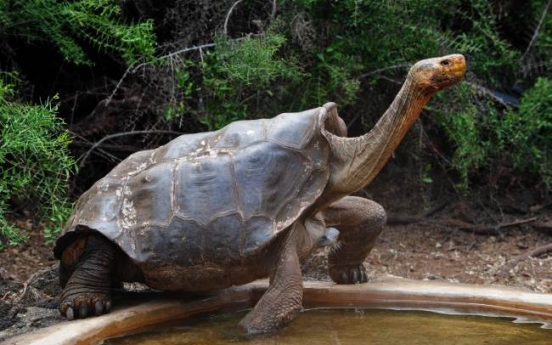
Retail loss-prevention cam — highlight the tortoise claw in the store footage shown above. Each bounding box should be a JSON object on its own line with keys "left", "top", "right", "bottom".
{"left": 59, "top": 295, "right": 111, "bottom": 320}
{"left": 66, "top": 307, "right": 75, "bottom": 321}
{"left": 95, "top": 301, "right": 103, "bottom": 316}
{"left": 352, "top": 270, "right": 359, "bottom": 283}
{"left": 329, "top": 264, "right": 368, "bottom": 284}
{"left": 79, "top": 304, "right": 89, "bottom": 318}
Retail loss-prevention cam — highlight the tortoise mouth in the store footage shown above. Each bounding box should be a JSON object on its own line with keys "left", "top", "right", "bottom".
{"left": 452, "top": 62, "right": 466, "bottom": 80}
{"left": 434, "top": 57, "right": 466, "bottom": 90}
{"left": 444, "top": 54, "right": 466, "bottom": 81}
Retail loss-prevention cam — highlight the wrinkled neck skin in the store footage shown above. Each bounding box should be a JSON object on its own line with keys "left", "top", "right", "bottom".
{"left": 325, "top": 76, "right": 434, "bottom": 200}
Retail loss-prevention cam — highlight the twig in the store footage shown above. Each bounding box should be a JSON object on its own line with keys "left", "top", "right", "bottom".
{"left": 79, "top": 130, "right": 182, "bottom": 168}
{"left": 386, "top": 201, "right": 449, "bottom": 225}
{"left": 529, "top": 202, "right": 552, "bottom": 213}
{"left": 525, "top": 243, "right": 552, "bottom": 258}
{"left": 387, "top": 215, "right": 537, "bottom": 235}
{"left": 465, "top": 81, "right": 514, "bottom": 108}
{"left": 106, "top": 30, "right": 263, "bottom": 108}
{"left": 358, "top": 63, "right": 411, "bottom": 79}
{"left": 533, "top": 220, "right": 552, "bottom": 234}
{"left": 71, "top": 141, "right": 141, "bottom": 153}
{"left": 439, "top": 217, "right": 537, "bottom": 235}
{"left": 158, "top": 43, "right": 217, "bottom": 62}
{"left": 69, "top": 130, "right": 120, "bottom": 163}
{"left": 521, "top": 0, "right": 552, "bottom": 61}
{"left": 270, "top": 0, "right": 277, "bottom": 22}
{"left": 106, "top": 42, "right": 217, "bottom": 106}
{"left": 224, "top": 0, "right": 245, "bottom": 36}
{"left": 15, "top": 282, "right": 28, "bottom": 304}
{"left": 498, "top": 242, "right": 552, "bottom": 277}
{"left": 424, "top": 200, "right": 450, "bottom": 218}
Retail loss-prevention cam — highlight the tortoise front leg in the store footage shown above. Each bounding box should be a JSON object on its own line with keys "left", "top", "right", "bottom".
{"left": 59, "top": 235, "right": 117, "bottom": 319}
{"left": 239, "top": 228, "right": 303, "bottom": 334}
{"left": 321, "top": 196, "right": 387, "bottom": 284}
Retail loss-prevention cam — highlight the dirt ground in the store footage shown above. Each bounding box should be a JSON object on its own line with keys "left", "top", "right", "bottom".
{"left": 304, "top": 220, "right": 552, "bottom": 293}
{"left": 1, "top": 201, "right": 551, "bottom": 293}
{"left": 0, "top": 185, "right": 551, "bottom": 341}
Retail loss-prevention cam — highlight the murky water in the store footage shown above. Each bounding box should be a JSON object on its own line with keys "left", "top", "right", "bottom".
{"left": 103, "top": 309, "right": 551, "bottom": 345}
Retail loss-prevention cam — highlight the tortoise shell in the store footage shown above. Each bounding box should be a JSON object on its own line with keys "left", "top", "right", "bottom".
{"left": 55, "top": 104, "right": 338, "bottom": 272}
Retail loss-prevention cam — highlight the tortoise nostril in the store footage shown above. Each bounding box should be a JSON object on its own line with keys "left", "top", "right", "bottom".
{"left": 440, "top": 59, "right": 450, "bottom": 66}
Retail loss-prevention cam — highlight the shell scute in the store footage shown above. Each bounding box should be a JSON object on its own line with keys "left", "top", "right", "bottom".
{"left": 152, "top": 132, "right": 218, "bottom": 162}
{"left": 109, "top": 150, "right": 154, "bottom": 177}
{"left": 65, "top": 178, "right": 123, "bottom": 239}
{"left": 214, "top": 120, "right": 266, "bottom": 149}
{"left": 243, "top": 216, "right": 273, "bottom": 255}
{"left": 130, "top": 219, "right": 206, "bottom": 267}
{"left": 233, "top": 142, "right": 308, "bottom": 219}
{"left": 132, "top": 225, "right": 163, "bottom": 263}
{"left": 56, "top": 105, "right": 334, "bottom": 269}
{"left": 205, "top": 213, "right": 243, "bottom": 264}
{"left": 174, "top": 153, "right": 237, "bottom": 225}
{"left": 266, "top": 108, "right": 318, "bottom": 149}
{"left": 164, "top": 218, "right": 204, "bottom": 266}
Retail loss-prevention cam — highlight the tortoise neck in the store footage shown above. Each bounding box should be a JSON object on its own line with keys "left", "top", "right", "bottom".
{"left": 329, "top": 77, "right": 433, "bottom": 195}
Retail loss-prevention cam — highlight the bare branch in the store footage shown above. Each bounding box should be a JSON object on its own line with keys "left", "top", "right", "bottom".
{"left": 358, "top": 63, "right": 411, "bottom": 79}
{"left": 521, "top": 0, "right": 552, "bottom": 61}
{"left": 69, "top": 131, "right": 120, "bottom": 163}
{"left": 464, "top": 81, "right": 516, "bottom": 108}
{"left": 387, "top": 215, "right": 537, "bottom": 236}
{"left": 498, "top": 242, "right": 552, "bottom": 278}
{"left": 79, "top": 130, "right": 182, "bottom": 168}
{"left": 158, "top": 43, "right": 217, "bottom": 62}
{"left": 270, "top": 0, "right": 277, "bottom": 22}
{"left": 105, "top": 42, "right": 217, "bottom": 107}
{"left": 224, "top": 0, "right": 245, "bottom": 36}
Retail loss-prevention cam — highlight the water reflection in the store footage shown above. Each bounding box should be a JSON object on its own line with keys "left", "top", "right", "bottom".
{"left": 103, "top": 309, "right": 551, "bottom": 345}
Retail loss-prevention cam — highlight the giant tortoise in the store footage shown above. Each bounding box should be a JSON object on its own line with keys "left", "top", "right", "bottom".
{"left": 54, "top": 54, "right": 466, "bottom": 333}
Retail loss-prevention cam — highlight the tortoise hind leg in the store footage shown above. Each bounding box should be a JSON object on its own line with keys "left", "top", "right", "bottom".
{"left": 59, "top": 235, "right": 117, "bottom": 319}
{"left": 321, "top": 196, "right": 386, "bottom": 284}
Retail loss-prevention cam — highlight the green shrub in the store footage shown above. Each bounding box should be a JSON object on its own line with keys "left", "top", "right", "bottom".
{"left": 164, "top": 32, "right": 303, "bottom": 129}
{"left": 435, "top": 78, "right": 552, "bottom": 190}
{"left": 123, "top": 0, "right": 551, "bottom": 192}
{"left": 499, "top": 78, "right": 552, "bottom": 185}
{"left": 0, "top": 0, "right": 156, "bottom": 247}
{"left": 0, "top": 0, "right": 155, "bottom": 65}
{"left": 435, "top": 84, "right": 486, "bottom": 189}
{"left": 0, "top": 80, "right": 76, "bottom": 248}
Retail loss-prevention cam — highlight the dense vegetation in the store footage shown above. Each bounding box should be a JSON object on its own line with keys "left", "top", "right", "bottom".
{"left": 1, "top": 0, "right": 551, "bottom": 247}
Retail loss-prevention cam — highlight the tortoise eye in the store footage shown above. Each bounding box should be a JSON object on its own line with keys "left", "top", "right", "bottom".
{"left": 440, "top": 59, "right": 450, "bottom": 66}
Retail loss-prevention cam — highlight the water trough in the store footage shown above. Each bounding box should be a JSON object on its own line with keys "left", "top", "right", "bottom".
{"left": 5, "top": 275, "right": 552, "bottom": 345}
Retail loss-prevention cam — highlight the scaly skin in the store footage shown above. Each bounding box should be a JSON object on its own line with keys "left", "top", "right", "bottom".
{"left": 321, "top": 196, "right": 387, "bottom": 284}
{"left": 59, "top": 235, "right": 116, "bottom": 319}
{"left": 56, "top": 55, "right": 466, "bottom": 333}
{"left": 239, "top": 228, "right": 304, "bottom": 334}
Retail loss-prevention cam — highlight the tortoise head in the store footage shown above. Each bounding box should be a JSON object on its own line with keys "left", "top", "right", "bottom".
{"left": 408, "top": 54, "right": 466, "bottom": 94}
{"left": 323, "top": 54, "right": 466, "bottom": 197}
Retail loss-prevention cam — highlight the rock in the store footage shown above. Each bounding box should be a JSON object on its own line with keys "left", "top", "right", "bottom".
{"left": 0, "top": 300, "right": 17, "bottom": 332}
{"left": 0, "top": 307, "right": 63, "bottom": 342}
{"left": 0, "top": 268, "right": 24, "bottom": 333}
{"left": 0, "top": 268, "right": 23, "bottom": 296}
{"left": 0, "top": 265, "right": 61, "bottom": 342}
{"left": 19, "top": 264, "right": 61, "bottom": 307}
